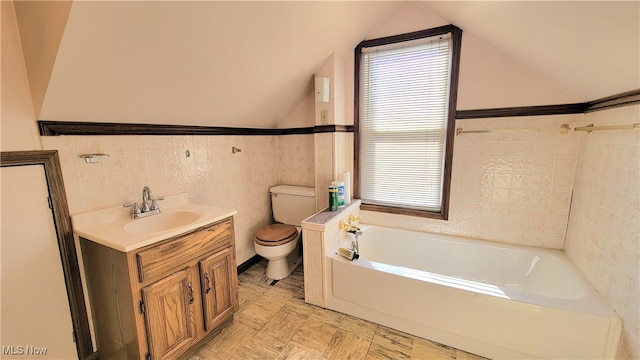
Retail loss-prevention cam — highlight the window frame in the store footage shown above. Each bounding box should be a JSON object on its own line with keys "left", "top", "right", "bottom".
{"left": 354, "top": 25, "right": 462, "bottom": 220}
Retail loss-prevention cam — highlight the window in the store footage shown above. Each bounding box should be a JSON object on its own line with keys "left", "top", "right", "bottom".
{"left": 355, "top": 25, "right": 462, "bottom": 220}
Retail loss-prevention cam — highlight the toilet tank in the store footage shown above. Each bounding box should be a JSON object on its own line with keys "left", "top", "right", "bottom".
{"left": 270, "top": 185, "right": 316, "bottom": 226}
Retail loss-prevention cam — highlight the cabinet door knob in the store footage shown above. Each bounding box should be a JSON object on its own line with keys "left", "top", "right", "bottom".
{"left": 203, "top": 273, "right": 211, "bottom": 294}
{"left": 187, "top": 282, "right": 194, "bottom": 304}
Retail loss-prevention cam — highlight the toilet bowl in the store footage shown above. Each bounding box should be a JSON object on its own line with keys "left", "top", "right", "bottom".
{"left": 254, "top": 224, "right": 302, "bottom": 280}
{"left": 255, "top": 185, "right": 316, "bottom": 280}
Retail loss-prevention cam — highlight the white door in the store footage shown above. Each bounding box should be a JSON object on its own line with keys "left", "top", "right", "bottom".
{"left": 1, "top": 165, "right": 77, "bottom": 359}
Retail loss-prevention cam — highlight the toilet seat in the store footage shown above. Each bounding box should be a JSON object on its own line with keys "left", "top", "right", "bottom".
{"left": 255, "top": 224, "right": 298, "bottom": 246}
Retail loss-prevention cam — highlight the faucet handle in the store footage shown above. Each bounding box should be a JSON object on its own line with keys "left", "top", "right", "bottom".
{"left": 149, "top": 196, "right": 165, "bottom": 211}
{"left": 339, "top": 221, "right": 361, "bottom": 233}
{"left": 348, "top": 214, "right": 363, "bottom": 223}
{"left": 123, "top": 202, "right": 142, "bottom": 216}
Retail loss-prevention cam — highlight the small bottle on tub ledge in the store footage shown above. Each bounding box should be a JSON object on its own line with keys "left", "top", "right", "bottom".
{"left": 329, "top": 185, "right": 339, "bottom": 211}
{"left": 331, "top": 180, "right": 345, "bottom": 207}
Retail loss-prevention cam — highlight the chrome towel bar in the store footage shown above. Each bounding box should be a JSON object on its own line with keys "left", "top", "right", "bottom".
{"left": 574, "top": 123, "right": 639, "bottom": 134}
{"left": 456, "top": 122, "right": 639, "bottom": 136}
{"left": 456, "top": 124, "right": 570, "bottom": 136}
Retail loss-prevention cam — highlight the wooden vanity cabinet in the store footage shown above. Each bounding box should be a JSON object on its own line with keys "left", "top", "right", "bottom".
{"left": 141, "top": 268, "right": 199, "bottom": 360}
{"left": 199, "top": 250, "right": 237, "bottom": 332}
{"left": 80, "top": 217, "right": 239, "bottom": 360}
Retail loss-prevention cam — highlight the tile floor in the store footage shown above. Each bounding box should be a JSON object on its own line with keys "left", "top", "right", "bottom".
{"left": 187, "top": 260, "right": 489, "bottom": 360}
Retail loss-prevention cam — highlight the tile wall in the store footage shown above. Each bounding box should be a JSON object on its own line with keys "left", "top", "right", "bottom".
{"left": 312, "top": 132, "right": 354, "bottom": 213}
{"left": 564, "top": 105, "right": 640, "bottom": 360}
{"left": 315, "top": 133, "right": 334, "bottom": 212}
{"left": 362, "top": 113, "right": 583, "bottom": 249}
{"left": 41, "top": 134, "right": 281, "bottom": 264}
{"left": 277, "top": 134, "right": 315, "bottom": 188}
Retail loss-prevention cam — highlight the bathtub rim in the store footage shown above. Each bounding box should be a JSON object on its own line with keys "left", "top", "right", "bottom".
{"left": 339, "top": 224, "right": 618, "bottom": 316}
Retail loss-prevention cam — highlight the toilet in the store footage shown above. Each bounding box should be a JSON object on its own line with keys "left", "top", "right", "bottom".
{"left": 255, "top": 185, "right": 316, "bottom": 280}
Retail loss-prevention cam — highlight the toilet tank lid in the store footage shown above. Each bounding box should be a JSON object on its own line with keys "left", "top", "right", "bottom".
{"left": 270, "top": 185, "right": 315, "bottom": 197}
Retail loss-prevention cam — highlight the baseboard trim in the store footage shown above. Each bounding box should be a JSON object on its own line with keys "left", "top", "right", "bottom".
{"left": 237, "top": 254, "right": 263, "bottom": 275}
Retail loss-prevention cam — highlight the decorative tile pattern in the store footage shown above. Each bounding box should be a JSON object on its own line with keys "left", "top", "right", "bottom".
{"left": 315, "top": 133, "right": 335, "bottom": 212}
{"left": 362, "top": 114, "right": 583, "bottom": 249}
{"left": 187, "top": 260, "right": 489, "bottom": 360}
{"left": 564, "top": 105, "right": 640, "bottom": 360}
{"left": 278, "top": 134, "right": 315, "bottom": 187}
{"left": 41, "top": 134, "right": 282, "bottom": 264}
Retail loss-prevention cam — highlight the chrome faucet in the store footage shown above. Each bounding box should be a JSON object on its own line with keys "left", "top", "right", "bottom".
{"left": 349, "top": 229, "right": 362, "bottom": 257}
{"left": 124, "top": 186, "right": 163, "bottom": 219}
{"left": 142, "top": 186, "right": 155, "bottom": 212}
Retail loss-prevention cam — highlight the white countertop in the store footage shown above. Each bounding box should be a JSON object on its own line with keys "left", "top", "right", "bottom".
{"left": 72, "top": 193, "right": 237, "bottom": 252}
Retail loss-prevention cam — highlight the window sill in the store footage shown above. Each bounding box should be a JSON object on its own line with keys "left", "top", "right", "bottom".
{"left": 360, "top": 203, "right": 448, "bottom": 220}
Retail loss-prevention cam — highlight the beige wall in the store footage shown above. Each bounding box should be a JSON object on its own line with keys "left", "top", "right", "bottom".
{"left": 1, "top": 1, "right": 41, "bottom": 152}
{"left": 564, "top": 105, "right": 640, "bottom": 360}
{"left": 13, "top": 0, "right": 71, "bottom": 118}
{"left": 36, "top": 1, "right": 397, "bottom": 128}
{"left": 1, "top": 166, "right": 78, "bottom": 359}
{"left": 278, "top": 91, "right": 315, "bottom": 129}
{"left": 457, "top": 32, "right": 579, "bottom": 110}
{"left": 1, "top": 2, "right": 72, "bottom": 354}
{"left": 364, "top": 1, "right": 580, "bottom": 110}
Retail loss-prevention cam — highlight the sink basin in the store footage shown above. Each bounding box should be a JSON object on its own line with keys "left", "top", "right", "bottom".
{"left": 71, "top": 193, "right": 238, "bottom": 252}
{"left": 124, "top": 210, "right": 201, "bottom": 234}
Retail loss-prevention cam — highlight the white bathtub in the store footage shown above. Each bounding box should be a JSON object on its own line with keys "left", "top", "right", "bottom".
{"left": 325, "top": 225, "right": 622, "bottom": 359}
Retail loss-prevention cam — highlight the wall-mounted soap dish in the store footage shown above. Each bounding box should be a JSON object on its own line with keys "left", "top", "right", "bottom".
{"left": 80, "top": 153, "right": 110, "bottom": 164}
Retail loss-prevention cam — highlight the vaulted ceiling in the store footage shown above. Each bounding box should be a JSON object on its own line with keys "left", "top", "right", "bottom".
{"left": 426, "top": 1, "right": 639, "bottom": 102}
{"left": 14, "top": 1, "right": 639, "bottom": 128}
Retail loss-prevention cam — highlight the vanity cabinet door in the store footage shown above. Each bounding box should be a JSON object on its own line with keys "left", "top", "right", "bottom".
{"left": 199, "top": 249, "right": 239, "bottom": 332}
{"left": 141, "top": 268, "right": 197, "bottom": 360}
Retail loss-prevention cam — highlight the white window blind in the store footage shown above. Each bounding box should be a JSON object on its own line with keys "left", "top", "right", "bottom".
{"left": 359, "top": 34, "right": 452, "bottom": 212}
